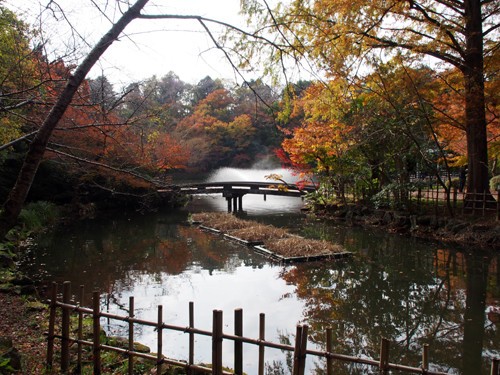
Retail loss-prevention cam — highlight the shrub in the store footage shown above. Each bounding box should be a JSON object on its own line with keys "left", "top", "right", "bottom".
{"left": 490, "top": 175, "right": 500, "bottom": 192}
{"left": 18, "top": 201, "right": 59, "bottom": 232}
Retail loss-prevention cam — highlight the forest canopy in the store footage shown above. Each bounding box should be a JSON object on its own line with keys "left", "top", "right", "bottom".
{"left": 0, "top": 0, "right": 499, "bottom": 234}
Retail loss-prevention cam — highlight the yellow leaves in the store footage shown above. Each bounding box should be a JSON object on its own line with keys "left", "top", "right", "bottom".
{"left": 0, "top": 116, "right": 22, "bottom": 145}
{"left": 147, "top": 130, "right": 160, "bottom": 143}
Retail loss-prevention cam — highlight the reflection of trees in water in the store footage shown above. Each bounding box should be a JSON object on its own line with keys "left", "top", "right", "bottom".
{"left": 30, "top": 211, "right": 269, "bottom": 299}
{"left": 279, "top": 246, "right": 496, "bottom": 374}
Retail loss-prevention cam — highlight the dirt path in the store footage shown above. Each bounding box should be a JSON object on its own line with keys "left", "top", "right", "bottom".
{"left": 0, "top": 292, "right": 47, "bottom": 374}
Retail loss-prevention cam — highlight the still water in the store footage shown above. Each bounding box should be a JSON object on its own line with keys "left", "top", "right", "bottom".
{"left": 27, "top": 168, "right": 499, "bottom": 374}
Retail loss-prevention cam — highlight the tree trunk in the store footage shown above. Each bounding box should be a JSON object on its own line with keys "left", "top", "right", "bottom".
{"left": 0, "top": 0, "right": 150, "bottom": 239}
{"left": 463, "top": 0, "right": 490, "bottom": 198}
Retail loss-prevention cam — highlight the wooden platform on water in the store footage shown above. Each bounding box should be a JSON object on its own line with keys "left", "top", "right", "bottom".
{"left": 193, "top": 222, "right": 352, "bottom": 264}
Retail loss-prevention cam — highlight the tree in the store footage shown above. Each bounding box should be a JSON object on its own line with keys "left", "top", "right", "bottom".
{"left": 0, "top": 0, "right": 151, "bottom": 238}
{"left": 190, "top": 76, "right": 225, "bottom": 105}
{"left": 240, "top": 0, "right": 499, "bottom": 199}
{"left": 0, "top": 5, "right": 38, "bottom": 144}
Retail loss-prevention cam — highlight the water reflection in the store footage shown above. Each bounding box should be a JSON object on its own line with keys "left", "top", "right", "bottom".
{"left": 26, "top": 199, "right": 499, "bottom": 374}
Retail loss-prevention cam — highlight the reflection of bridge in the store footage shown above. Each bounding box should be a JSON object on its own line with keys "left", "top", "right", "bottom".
{"left": 166, "top": 181, "right": 316, "bottom": 212}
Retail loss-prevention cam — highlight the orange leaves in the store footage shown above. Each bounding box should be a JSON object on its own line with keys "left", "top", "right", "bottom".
{"left": 282, "top": 119, "right": 352, "bottom": 172}
{"left": 280, "top": 81, "right": 355, "bottom": 174}
{"left": 175, "top": 87, "right": 260, "bottom": 169}
{"left": 146, "top": 132, "right": 190, "bottom": 171}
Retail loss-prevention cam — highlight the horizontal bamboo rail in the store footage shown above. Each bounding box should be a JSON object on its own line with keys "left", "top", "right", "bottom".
{"left": 45, "top": 281, "right": 497, "bottom": 374}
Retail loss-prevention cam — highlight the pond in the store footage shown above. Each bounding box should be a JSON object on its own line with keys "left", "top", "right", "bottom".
{"left": 25, "top": 168, "right": 499, "bottom": 374}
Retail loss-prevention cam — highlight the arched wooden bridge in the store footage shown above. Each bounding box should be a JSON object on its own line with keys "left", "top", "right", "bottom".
{"left": 162, "top": 181, "right": 316, "bottom": 212}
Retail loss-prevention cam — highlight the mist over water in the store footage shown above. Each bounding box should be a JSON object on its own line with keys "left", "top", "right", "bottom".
{"left": 206, "top": 167, "right": 300, "bottom": 184}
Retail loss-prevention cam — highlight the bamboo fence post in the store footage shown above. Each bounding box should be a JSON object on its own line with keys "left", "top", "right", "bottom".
{"left": 157, "top": 305, "right": 163, "bottom": 375}
{"left": 188, "top": 301, "right": 194, "bottom": 374}
{"left": 491, "top": 357, "right": 499, "bottom": 375}
{"left": 379, "top": 338, "right": 389, "bottom": 375}
{"left": 212, "top": 310, "right": 223, "bottom": 375}
{"left": 326, "top": 328, "right": 333, "bottom": 375}
{"left": 434, "top": 185, "right": 438, "bottom": 215}
{"left": 128, "top": 296, "right": 134, "bottom": 375}
{"left": 46, "top": 282, "right": 57, "bottom": 369}
{"left": 482, "top": 190, "right": 487, "bottom": 216}
{"left": 474, "top": 189, "right": 477, "bottom": 214}
{"left": 258, "top": 313, "right": 265, "bottom": 375}
{"left": 462, "top": 189, "right": 466, "bottom": 215}
{"left": 61, "top": 281, "right": 71, "bottom": 373}
{"left": 292, "top": 325, "right": 302, "bottom": 375}
{"left": 422, "top": 344, "right": 429, "bottom": 371}
{"left": 453, "top": 187, "right": 458, "bottom": 211}
{"left": 92, "top": 290, "right": 101, "bottom": 374}
{"left": 298, "top": 325, "right": 308, "bottom": 375}
{"left": 76, "top": 285, "right": 84, "bottom": 374}
{"left": 234, "top": 308, "right": 243, "bottom": 375}
{"left": 497, "top": 191, "right": 500, "bottom": 221}
{"left": 417, "top": 187, "right": 421, "bottom": 212}
{"left": 292, "top": 325, "right": 308, "bottom": 375}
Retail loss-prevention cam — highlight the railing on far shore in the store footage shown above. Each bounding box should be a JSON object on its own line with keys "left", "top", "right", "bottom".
{"left": 45, "top": 281, "right": 499, "bottom": 375}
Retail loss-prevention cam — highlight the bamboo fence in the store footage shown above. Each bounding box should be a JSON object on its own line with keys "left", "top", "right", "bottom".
{"left": 347, "top": 185, "right": 500, "bottom": 219}
{"left": 43, "top": 281, "right": 499, "bottom": 375}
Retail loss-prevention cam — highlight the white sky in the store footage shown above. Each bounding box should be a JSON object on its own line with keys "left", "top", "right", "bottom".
{"left": 5, "top": 0, "right": 253, "bottom": 88}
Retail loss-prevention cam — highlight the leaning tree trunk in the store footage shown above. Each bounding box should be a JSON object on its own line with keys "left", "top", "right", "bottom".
{"left": 463, "top": 0, "right": 491, "bottom": 204}
{"left": 0, "top": 0, "right": 150, "bottom": 239}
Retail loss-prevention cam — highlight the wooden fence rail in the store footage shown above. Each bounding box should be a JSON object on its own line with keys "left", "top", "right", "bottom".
{"left": 344, "top": 184, "right": 500, "bottom": 219}
{"left": 45, "top": 281, "right": 498, "bottom": 374}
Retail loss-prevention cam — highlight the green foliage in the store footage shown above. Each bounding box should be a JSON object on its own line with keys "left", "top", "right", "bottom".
{"left": 18, "top": 201, "right": 59, "bottom": 232}
{"left": 489, "top": 175, "right": 500, "bottom": 191}
{"left": 0, "top": 6, "right": 37, "bottom": 145}
{"left": 0, "top": 357, "right": 15, "bottom": 373}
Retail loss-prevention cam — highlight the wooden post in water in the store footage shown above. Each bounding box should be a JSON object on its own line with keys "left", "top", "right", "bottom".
{"left": 61, "top": 281, "right": 71, "bottom": 373}
{"left": 93, "top": 290, "right": 101, "bottom": 374}
{"left": 258, "top": 313, "right": 265, "bottom": 375}
{"left": 128, "top": 296, "right": 134, "bottom": 375}
{"left": 46, "top": 282, "right": 57, "bottom": 369}
{"left": 212, "top": 310, "right": 223, "bottom": 375}
{"left": 234, "top": 308, "right": 243, "bottom": 375}
{"left": 76, "top": 285, "right": 84, "bottom": 374}
{"left": 157, "top": 305, "right": 163, "bottom": 375}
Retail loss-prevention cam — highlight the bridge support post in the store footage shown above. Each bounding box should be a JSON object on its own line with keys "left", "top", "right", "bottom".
{"left": 226, "top": 197, "right": 232, "bottom": 212}
{"left": 238, "top": 195, "right": 243, "bottom": 211}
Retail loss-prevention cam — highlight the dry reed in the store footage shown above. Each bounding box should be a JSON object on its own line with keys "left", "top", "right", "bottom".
{"left": 264, "top": 237, "right": 344, "bottom": 257}
{"left": 191, "top": 212, "right": 248, "bottom": 231}
{"left": 228, "top": 224, "right": 290, "bottom": 242}
{"left": 191, "top": 212, "right": 346, "bottom": 259}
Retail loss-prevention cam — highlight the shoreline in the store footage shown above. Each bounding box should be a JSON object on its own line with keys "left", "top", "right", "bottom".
{"left": 312, "top": 204, "right": 500, "bottom": 252}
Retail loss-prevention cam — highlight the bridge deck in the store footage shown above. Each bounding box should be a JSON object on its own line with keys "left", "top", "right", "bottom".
{"left": 162, "top": 181, "right": 316, "bottom": 198}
